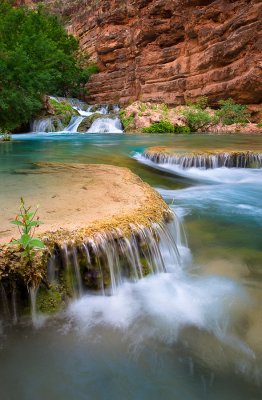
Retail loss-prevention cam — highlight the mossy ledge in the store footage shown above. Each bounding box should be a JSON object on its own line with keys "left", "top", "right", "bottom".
{"left": 143, "top": 146, "right": 262, "bottom": 169}
{"left": 0, "top": 163, "right": 172, "bottom": 316}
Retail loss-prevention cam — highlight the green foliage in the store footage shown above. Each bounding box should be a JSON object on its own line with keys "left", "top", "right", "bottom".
{"left": 0, "top": 130, "right": 12, "bottom": 141}
{"left": 138, "top": 103, "right": 147, "bottom": 112}
{"left": 186, "top": 96, "right": 208, "bottom": 110}
{"left": 174, "top": 125, "right": 191, "bottom": 134}
{"left": 216, "top": 99, "right": 250, "bottom": 125}
{"left": 143, "top": 120, "right": 175, "bottom": 133}
{"left": 49, "top": 98, "right": 77, "bottom": 125}
{"left": 10, "top": 198, "right": 45, "bottom": 264}
{"left": 257, "top": 122, "right": 262, "bottom": 128}
{"left": 119, "top": 110, "right": 135, "bottom": 130}
{"left": 0, "top": 2, "right": 98, "bottom": 131}
{"left": 182, "top": 109, "right": 214, "bottom": 132}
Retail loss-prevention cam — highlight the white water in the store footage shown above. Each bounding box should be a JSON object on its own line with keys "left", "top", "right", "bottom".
{"left": 87, "top": 117, "right": 123, "bottom": 133}
{"left": 64, "top": 116, "right": 85, "bottom": 132}
{"left": 134, "top": 153, "right": 262, "bottom": 184}
{"left": 31, "top": 98, "right": 123, "bottom": 133}
{"left": 65, "top": 218, "right": 252, "bottom": 359}
{"left": 30, "top": 117, "right": 63, "bottom": 133}
{"left": 68, "top": 274, "right": 251, "bottom": 354}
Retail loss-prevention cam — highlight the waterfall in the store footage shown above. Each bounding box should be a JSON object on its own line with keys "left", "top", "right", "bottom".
{"left": 29, "top": 286, "right": 40, "bottom": 328}
{"left": 0, "top": 218, "right": 186, "bottom": 324}
{"left": 142, "top": 151, "right": 262, "bottom": 169}
{"left": 87, "top": 117, "right": 123, "bottom": 134}
{"left": 31, "top": 97, "right": 122, "bottom": 133}
{"left": 64, "top": 116, "right": 85, "bottom": 132}
{"left": 30, "top": 118, "right": 63, "bottom": 133}
{"left": 48, "top": 219, "right": 184, "bottom": 296}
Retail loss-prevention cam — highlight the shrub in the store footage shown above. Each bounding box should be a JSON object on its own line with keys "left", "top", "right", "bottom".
{"left": 143, "top": 120, "right": 175, "bottom": 133}
{"left": 257, "top": 122, "right": 262, "bottom": 128}
{"left": 182, "top": 109, "right": 214, "bottom": 132}
{"left": 216, "top": 99, "right": 250, "bottom": 125}
{"left": 0, "top": 2, "right": 98, "bottom": 131}
{"left": 174, "top": 125, "right": 191, "bottom": 134}
{"left": 186, "top": 96, "right": 208, "bottom": 110}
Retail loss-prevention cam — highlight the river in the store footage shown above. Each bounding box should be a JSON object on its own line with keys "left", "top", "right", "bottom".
{"left": 0, "top": 133, "right": 262, "bottom": 399}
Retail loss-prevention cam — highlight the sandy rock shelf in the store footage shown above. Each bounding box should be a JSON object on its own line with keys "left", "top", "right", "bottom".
{"left": 0, "top": 163, "right": 170, "bottom": 247}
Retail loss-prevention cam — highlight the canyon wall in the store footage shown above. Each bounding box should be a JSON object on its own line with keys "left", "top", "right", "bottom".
{"left": 15, "top": 0, "right": 262, "bottom": 105}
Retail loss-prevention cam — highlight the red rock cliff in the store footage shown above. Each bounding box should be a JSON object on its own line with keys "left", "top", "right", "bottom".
{"left": 15, "top": 0, "right": 262, "bottom": 105}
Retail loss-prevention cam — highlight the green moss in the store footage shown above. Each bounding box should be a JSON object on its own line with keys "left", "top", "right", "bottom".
{"left": 36, "top": 284, "right": 65, "bottom": 314}
{"left": 140, "top": 257, "right": 151, "bottom": 276}
{"left": 78, "top": 112, "right": 110, "bottom": 132}
{"left": 119, "top": 110, "right": 135, "bottom": 132}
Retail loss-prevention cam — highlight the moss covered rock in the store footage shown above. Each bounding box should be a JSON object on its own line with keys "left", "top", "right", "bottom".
{"left": 77, "top": 113, "right": 116, "bottom": 132}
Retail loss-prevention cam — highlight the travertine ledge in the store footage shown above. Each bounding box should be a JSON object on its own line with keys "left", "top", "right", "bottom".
{"left": 0, "top": 163, "right": 171, "bottom": 247}
{"left": 143, "top": 147, "right": 262, "bottom": 169}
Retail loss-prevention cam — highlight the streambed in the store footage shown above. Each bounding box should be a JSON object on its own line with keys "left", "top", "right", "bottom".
{"left": 1, "top": 133, "right": 262, "bottom": 399}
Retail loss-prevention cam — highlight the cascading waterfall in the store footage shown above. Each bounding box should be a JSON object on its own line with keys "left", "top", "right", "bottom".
{"left": 87, "top": 117, "right": 123, "bottom": 133}
{"left": 30, "top": 118, "right": 64, "bottom": 133}
{"left": 0, "top": 218, "right": 185, "bottom": 325}
{"left": 64, "top": 116, "right": 85, "bottom": 132}
{"left": 31, "top": 96, "right": 123, "bottom": 133}
{"left": 142, "top": 150, "right": 262, "bottom": 169}
{"left": 48, "top": 219, "right": 183, "bottom": 297}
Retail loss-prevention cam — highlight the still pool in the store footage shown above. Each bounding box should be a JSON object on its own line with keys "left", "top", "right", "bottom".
{"left": 0, "top": 133, "right": 262, "bottom": 400}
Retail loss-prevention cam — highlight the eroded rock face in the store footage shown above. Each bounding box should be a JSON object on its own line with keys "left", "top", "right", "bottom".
{"left": 66, "top": 0, "right": 262, "bottom": 106}
{"left": 16, "top": 0, "right": 262, "bottom": 106}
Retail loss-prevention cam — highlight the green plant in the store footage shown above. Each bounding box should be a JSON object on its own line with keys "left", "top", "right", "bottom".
{"left": 10, "top": 198, "right": 45, "bottom": 265}
{"left": 182, "top": 109, "right": 214, "bottom": 132}
{"left": 174, "top": 125, "right": 191, "bottom": 134}
{"left": 0, "top": 130, "right": 12, "bottom": 141}
{"left": 143, "top": 120, "right": 175, "bottom": 133}
{"left": 216, "top": 99, "right": 250, "bottom": 125}
{"left": 161, "top": 103, "right": 169, "bottom": 113}
{"left": 257, "top": 122, "right": 262, "bottom": 128}
{"left": 119, "top": 110, "right": 135, "bottom": 130}
{"left": 138, "top": 103, "right": 147, "bottom": 112}
{"left": 186, "top": 96, "right": 208, "bottom": 110}
{"left": 0, "top": 2, "right": 98, "bottom": 131}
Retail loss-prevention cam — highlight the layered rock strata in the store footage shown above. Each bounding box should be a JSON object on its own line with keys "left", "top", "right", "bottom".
{"left": 15, "top": 0, "right": 262, "bottom": 106}
{"left": 68, "top": 0, "right": 262, "bottom": 106}
{"left": 14, "top": 0, "right": 262, "bottom": 105}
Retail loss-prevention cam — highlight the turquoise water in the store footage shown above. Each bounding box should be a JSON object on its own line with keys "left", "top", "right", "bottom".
{"left": 1, "top": 133, "right": 262, "bottom": 399}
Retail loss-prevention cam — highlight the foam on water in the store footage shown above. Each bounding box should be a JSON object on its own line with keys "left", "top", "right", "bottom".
{"left": 87, "top": 117, "right": 123, "bottom": 134}
{"left": 68, "top": 272, "right": 251, "bottom": 355}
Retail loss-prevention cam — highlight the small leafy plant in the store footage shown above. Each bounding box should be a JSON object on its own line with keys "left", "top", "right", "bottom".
{"left": 10, "top": 198, "right": 45, "bottom": 264}
{"left": 1, "top": 130, "right": 12, "bottom": 141}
